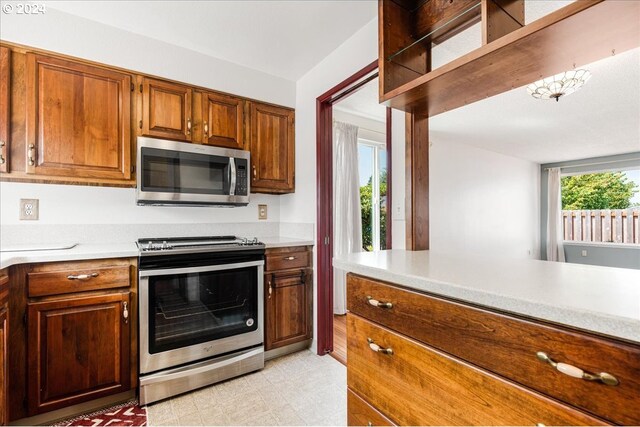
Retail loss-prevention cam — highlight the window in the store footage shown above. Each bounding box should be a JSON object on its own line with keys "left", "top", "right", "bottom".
{"left": 358, "top": 139, "right": 387, "bottom": 251}
{"left": 561, "top": 169, "right": 640, "bottom": 244}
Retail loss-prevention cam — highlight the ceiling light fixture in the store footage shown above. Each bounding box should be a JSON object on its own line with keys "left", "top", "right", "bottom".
{"left": 526, "top": 69, "right": 592, "bottom": 102}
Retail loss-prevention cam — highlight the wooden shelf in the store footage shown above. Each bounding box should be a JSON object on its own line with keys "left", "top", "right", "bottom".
{"left": 380, "top": 0, "right": 640, "bottom": 116}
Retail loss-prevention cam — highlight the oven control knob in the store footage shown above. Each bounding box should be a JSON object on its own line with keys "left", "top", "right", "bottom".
{"left": 246, "top": 318, "right": 254, "bottom": 327}
{"left": 241, "top": 238, "right": 248, "bottom": 246}
{"left": 251, "top": 237, "right": 259, "bottom": 245}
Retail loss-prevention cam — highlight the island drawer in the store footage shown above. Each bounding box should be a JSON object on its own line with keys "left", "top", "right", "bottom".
{"left": 347, "top": 388, "right": 395, "bottom": 426}
{"left": 347, "top": 313, "right": 607, "bottom": 426}
{"left": 266, "top": 247, "right": 310, "bottom": 271}
{"left": 346, "top": 273, "right": 640, "bottom": 425}
{"left": 27, "top": 259, "right": 133, "bottom": 297}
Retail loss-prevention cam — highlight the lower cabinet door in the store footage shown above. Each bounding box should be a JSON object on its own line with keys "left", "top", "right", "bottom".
{"left": 265, "top": 269, "right": 312, "bottom": 350}
{"left": 27, "top": 292, "right": 131, "bottom": 415}
{"left": 347, "top": 388, "right": 395, "bottom": 426}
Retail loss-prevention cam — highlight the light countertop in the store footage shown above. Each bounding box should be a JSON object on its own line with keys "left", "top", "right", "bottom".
{"left": 0, "top": 237, "right": 314, "bottom": 269}
{"left": 0, "top": 243, "right": 139, "bottom": 269}
{"left": 334, "top": 250, "right": 640, "bottom": 344}
{"left": 261, "top": 237, "right": 314, "bottom": 249}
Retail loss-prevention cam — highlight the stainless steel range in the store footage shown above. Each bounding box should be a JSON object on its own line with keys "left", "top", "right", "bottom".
{"left": 137, "top": 236, "right": 265, "bottom": 405}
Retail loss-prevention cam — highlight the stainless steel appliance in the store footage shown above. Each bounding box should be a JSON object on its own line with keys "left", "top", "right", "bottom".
{"left": 137, "top": 236, "right": 265, "bottom": 405}
{"left": 136, "top": 137, "right": 250, "bottom": 206}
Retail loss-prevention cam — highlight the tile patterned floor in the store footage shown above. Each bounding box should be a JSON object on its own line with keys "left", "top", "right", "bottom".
{"left": 145, "top": 350, "right": 347, "bottom": 426}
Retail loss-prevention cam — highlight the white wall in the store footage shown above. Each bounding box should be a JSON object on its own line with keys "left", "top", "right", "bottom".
{"left": 279, "top": 19, "right": 379, "bottom": 225}
{"left": 429, "top": 139, "right": 541, "bottom": 259}
{"left": 0, "top": 8, "right": 294, "bottom": 229}
{"left": 391, "top": 109, "right": 406, "bottom": 250}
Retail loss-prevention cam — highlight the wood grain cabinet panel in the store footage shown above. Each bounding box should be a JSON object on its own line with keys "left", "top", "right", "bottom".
{"left": 347, "top": 314, "right": 606, "bottom": 426}
{"left": 249, "top": 102, "right": 295, "bottom": 194}
{"left": 0, "top": 271, "right": 8, "bottom": 426}
{"left": 141, "top": 77, "right": 192, "bottom": 142}
{"left": 201, "top": 92, "right": 244, "bottom": 149}
{"left": 264, "top": 246, "right": 312, "bottom": 351}
{"left": 347, "top": 388, "right": 395, "bottom": 427}
{"left": 346, "top": 274, "right": 640, "bottom": 425}
{"left": 25, "top": 53, "right": 132, "bottom": 182}
{"left": 0, "top": 47, "right": 10, "bottom": 173}
{"left": 27, "top": 292, "right": 131, "bottom": 415}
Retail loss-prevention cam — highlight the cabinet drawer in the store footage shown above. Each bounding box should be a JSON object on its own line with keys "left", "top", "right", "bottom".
{"left": 28, "top": 259, "right": 132, "bottom": 297}
{"left": 347, "top": 388, "right": 395, "bottom": 426}
{"left": 266, "top": 250, "right": 310, "bottom": 271}
{"left": 347, "top": 314, "right": 606, "bottom": 426}
{"left": 347, "top": 274, "right": 640, "bottom": 425}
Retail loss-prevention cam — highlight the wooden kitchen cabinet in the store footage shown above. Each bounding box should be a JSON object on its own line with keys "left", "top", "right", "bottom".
{"left": 0, "top": 46, "right": 10, "bottom": 173}
{"left": 346, "top": 273, "right": 640, "bottom": 426}
{"left": 141, "top": 77, "right": 193, "bottom": 142}
{"left": 25, "top": 53, "right": 133, "bottom": 183}
{"left": 264, "top": 246, "right": 312, "bottom": 351}
{"left": 0, "top": 269, "right": 8, "bottom": 426}
{"left": 249, "top": 102, "right": 295, "bottom": 194}
{"left": 7, "top": 258, "right": 137, "bottom": 422}
{"left": 200, "top": 91, "right": 245, "bottom": 149}
{"left": 27, "top": 292, "right": 131, "bottom": 414}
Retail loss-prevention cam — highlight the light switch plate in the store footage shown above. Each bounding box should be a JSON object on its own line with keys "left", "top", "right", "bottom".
{"left": 20, "top": 198, "right": 39, "bottom": 220}
{"left": 258, "top": 204, "right": 268, "bottom": 220}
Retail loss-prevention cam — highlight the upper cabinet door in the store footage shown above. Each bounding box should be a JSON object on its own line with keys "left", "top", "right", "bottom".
{"left": 141, "top": 77, "right": 192, "bottom": 142}
{"left": 250, "top": 102, "right": 295, "bottom": 194}
{"left": 25, "top": 54, "right": 132, "bottom": 181}
{"left": 0, "top": 47, "right": 10, "bottom": 173}
{"left": 201, "top": 92, "right": 244, "bottom": 149}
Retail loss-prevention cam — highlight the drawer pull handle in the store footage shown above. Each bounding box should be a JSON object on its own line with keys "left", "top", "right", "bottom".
{"left": 366, "top": 296, "right": 393, "bottom": 309}
{"left": 367, "top": 338, "right": 393, "bottom": 355}
{"left": 284, "top": 256, "right": 297, "bottom": 261}
{"left": 536, "top": 352, "right": 619, "bottom": 386}
{"left": 268, "top": 280, "right": 272, "bottom": 299}
{"left": 67, "top": 273, "right": 99, "bottom": 280}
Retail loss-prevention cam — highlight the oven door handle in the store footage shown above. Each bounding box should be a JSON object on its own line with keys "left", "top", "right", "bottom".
{"left": 139, "top": 260, "right": 264, "bottom": 278}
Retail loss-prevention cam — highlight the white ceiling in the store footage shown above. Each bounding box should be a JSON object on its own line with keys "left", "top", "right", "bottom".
{"left": 45, "top": 1, "right": 377, "bottom": 81}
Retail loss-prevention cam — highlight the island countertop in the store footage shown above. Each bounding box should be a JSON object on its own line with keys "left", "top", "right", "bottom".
{"left": 333, "top": 250, "right": 640, "bottom": 344}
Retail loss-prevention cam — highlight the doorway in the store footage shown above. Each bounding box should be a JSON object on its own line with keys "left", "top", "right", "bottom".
{"left": 315, "top": 61, "right": 392, "bottom": 362}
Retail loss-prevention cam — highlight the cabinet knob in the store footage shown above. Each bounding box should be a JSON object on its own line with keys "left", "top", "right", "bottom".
{"left": 204, "top": 121, "right": 209, "bottom": 135}
{"left": 187, "top": 117, "right": 192, "bottom": 134}
{"left": 28, "top": 144, "right": 35, "bottom": 166}
{"left": 122, "top": 301, "right": 129, "bottom": 324}
{"left": 268, "top": 281, "right": 272, "bottom": 299}
{"left": 536, "top": 352, "right": 619, "bottom": 386}
{"left": 252, "top": 165, "right": 257, "bottom": 179}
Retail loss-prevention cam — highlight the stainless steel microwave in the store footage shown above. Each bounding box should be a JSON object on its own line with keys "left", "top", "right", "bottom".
{"left": 136, "top": 137, "right": 250, "bottom": 206}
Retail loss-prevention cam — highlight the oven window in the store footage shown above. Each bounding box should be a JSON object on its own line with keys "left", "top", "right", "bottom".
{"left": 148, "top": 266, "right": 258, "bottom": 354}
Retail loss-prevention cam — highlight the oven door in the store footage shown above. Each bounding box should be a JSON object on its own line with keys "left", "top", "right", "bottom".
{"left": 139, "top": 260, "right": 263, "bottom": 374}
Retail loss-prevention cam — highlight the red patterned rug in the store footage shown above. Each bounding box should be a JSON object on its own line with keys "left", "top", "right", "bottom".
{"left": 53, "top": 399, "right": 147, "bottom": 426}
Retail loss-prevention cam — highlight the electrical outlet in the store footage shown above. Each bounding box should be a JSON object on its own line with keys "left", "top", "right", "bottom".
{"left": 20, "top": 198, "right": 39, "bottom": 220}
{"left": 258, "top": 204, "right": 267, "bottom": 220}
{"left": 581, "top": 250, "right": 588, "bottom": 257}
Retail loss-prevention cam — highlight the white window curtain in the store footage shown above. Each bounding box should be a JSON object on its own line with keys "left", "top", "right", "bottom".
{"left": 546, "top": 167, "right": 566, "bottom": 262}
{"left": 333, "top": 121, "right": 362, "bottom": 315}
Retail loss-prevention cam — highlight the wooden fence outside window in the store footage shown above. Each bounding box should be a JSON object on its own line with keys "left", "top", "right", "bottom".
{"left": 562, "top": 208, "right": 640, "bottom": 244}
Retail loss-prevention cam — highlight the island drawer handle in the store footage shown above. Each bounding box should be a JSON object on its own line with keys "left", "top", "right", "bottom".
{"left": 536, "top": 352, "right": 619, "bottom": 386}
{"left": 366, "top": 295, "right": 393, "bottom": 309}
{"left": 284, "top": 256, "right": 297, "bottom": 261}
{"left": 67, "top": 273, "right": 99, "bottom": 280}
{"left": 367, "top": 338, "right": 393, "bottom": 355}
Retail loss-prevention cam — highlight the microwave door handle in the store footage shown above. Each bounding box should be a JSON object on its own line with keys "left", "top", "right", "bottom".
{"left": 229, "top": 157, "right": 236, "bottom": 196}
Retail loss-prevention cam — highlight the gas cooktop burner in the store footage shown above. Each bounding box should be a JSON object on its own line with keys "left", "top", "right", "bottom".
{"left": 137, "top": 235, "right": 264, "bottom": 255}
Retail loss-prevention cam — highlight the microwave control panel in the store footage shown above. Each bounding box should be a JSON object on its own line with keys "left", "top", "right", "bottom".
{"left": 236, "top": 162, "right": 248, "bottom": 195}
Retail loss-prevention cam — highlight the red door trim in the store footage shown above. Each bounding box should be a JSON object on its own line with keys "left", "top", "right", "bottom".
{"left": 316, "top": 60, "right": 389, "bottom": 356}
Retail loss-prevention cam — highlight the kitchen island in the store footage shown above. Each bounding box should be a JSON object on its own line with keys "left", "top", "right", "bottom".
{"left": 334, "top": 250, "right": 640, "bottom": 426}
